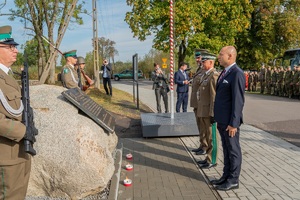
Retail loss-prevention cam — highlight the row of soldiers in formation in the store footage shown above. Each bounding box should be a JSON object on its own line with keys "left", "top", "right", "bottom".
{"left": 246, "top": 65, "right": 300, "bottom": 99}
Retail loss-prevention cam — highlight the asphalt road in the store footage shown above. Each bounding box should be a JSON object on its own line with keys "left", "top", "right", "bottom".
{"left": 113, "top": 79, "right": 300, "bottom": 147}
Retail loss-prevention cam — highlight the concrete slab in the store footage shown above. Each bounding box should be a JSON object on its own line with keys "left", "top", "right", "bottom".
{"left": 141, "top": 112, "right": 198, "bottom": 137}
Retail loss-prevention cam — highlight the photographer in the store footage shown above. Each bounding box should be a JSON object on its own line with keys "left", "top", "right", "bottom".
{"left": 100, "top": 59, "right": 112, "bottom": 96}
{"left": 151, "top": 63, "right": 169, "bottom": 113}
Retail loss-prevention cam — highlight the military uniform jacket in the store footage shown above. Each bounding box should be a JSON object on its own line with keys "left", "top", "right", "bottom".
{"left": 285, "top": 71, "right": 293, "bottom": 84}
{"left": 0, "top": 69, "right": 28, "bottom": 165}
{"left": 196, "top": 69, "right": 218, "bottom": 118}
{"left": 190, "top": 67, "right": 204, "bottom": 108}
{"left": 292, "top": 71, "right": 299, "bottom": 84}
{"left": 61, "top": 64, "right": 79, "bottom": 89}
{"left": 259, "top": 68, "right": 266, "bottom": 81}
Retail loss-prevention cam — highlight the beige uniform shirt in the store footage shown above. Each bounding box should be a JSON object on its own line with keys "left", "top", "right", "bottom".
{"left": 0, "top": 68, "right": 28, "bottom": 165}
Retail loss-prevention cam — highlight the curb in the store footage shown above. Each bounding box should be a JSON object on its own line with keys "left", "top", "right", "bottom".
{"left": 107, "top": 143, "right": 123, "bottom": 200}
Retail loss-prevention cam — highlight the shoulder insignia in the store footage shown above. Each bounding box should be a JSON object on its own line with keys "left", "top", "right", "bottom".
{"left": 63, "top": 68, "right": 69, "bottom": 74}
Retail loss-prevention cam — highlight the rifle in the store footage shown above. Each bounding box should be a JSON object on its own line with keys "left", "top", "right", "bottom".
{"left": 21, "top": 59, "right": 37, "bottom": 156}
{"left": 81, "top": 70, "right": 94, "bottom": 91}
{"left": 41, "top": 35, "right": 63, "bottom": 56}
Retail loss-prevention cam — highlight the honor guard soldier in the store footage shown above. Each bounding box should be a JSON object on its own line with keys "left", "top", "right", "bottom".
{"left": 61, "top": 50, "right": 79, "bottom": 89}
{"left": 0, "top": 25, "right": 38, "bottom": 199}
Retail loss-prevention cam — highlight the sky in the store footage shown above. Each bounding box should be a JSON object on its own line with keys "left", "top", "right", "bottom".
{"left": 0, "top": 0, "right": 154, "bottom": 62}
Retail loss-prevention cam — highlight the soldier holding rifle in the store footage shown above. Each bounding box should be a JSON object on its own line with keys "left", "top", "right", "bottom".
{"left": 0, "top": 26, "right": 38, "bottom": 199}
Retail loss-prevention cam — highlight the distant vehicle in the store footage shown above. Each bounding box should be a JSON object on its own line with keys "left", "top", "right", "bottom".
{"left": 278, "top": 48, "right": 300, "bottom": 70}
{"left": 113, "top": 69, "right": 144, "bottom": 81}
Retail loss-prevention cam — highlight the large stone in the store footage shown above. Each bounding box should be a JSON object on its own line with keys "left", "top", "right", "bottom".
{"left": 26, "top": 85, "right": 118, "bottom": 199}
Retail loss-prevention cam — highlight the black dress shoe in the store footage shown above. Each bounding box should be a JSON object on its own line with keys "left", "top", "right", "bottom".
{"left": 197, "top": 159, "right": 207, "bottom": 165}
{"left": 191, "top": 147, "right": 202, "bottom": 152}
{"left": 195, "top": 149, "right": 206, "bottom": 155}
{"left": 200, "top": 162, "right": 217, "bottom": 169}
{"left": 215, "top": 182, "right": 239, "bottom": 191}
{"left": 210, "top": 177, "right": 227, "bottom": 185}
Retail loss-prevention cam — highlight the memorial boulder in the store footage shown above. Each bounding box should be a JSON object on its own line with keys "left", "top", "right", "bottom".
{"left": 26, "top": 85, "right": 118, "bottom": 199}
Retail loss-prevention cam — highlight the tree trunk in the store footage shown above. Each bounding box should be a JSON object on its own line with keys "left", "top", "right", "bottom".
{"left": 177, "top": 40, "right": 187, "bottom": 70}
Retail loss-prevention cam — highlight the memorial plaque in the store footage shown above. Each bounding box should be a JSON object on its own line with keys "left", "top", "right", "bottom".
{"left": 61, "top": 88, "right": 115, "bottom": 133}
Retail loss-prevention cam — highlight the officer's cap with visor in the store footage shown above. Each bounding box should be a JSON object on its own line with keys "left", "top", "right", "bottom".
{"left": 201, "top": 52, "right": 217, "bottom": 62}
{"left": 63, "top": 50, "right": 77, "bottom": 58}
{"left": 194, "top": 48, "right": 209, "bottom": 58}
{"left": 0, "top": 25, "right": 19, "bottom": 46}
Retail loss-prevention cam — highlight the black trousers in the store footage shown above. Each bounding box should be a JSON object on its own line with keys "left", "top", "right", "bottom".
{"left": 217, "top": 123, "right": 242, "bottom": 184}
{"left": 154, "top": 88, "right": 168, "bottom": 113}
{"left": 103, "top": 77, "right": 112, "bottom": 95}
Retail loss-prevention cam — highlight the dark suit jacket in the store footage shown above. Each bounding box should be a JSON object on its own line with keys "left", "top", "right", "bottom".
{"left": 101, "top": 64, "right": 112, "bottom": 78}
{"left": 175, "top": 70, "right": 189, "bottom": 93}
{"left": 214, "top": 64, "right": 245, "bottom": 128}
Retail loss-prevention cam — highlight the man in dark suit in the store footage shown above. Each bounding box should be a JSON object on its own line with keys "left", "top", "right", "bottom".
{"left": 100, "top": 59, "right": 112, "bottom": 96}
{"left": 175, "top": 62, "right": 189, "bottom": 112}
{"left": 212, "top": 46, "right": 245, "bottom": 191}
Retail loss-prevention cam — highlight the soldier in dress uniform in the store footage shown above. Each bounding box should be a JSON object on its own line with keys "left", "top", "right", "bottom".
{"left": 189, "top": 49, "right": 209, "bottom": 154}
{"left": 61, "top": 50, "right": 79, "bottom": 89}
{"left": 0, "top": 25, "right": 37, "bottom": 199}
{"left": 196, "top": 52, "right": 219, "bottom": 169}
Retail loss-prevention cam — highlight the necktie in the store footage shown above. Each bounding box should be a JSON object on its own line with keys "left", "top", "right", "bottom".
{"left": 218, "top": 70, "right": 226, "bottom": 83}
{"left": 183, "top": 71, "right": 187, "bottom": 79}
{"left": 8, "top": 69, "right": 14, "bottom": 78}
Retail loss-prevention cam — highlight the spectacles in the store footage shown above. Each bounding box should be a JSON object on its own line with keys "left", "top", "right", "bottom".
{"left": 0, "top": 44, "right": 17, "bottom": 51}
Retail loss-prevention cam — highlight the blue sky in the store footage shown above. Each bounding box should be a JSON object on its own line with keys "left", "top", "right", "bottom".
{"left": 0, "top": 0, "right": 153, "bottom": 62}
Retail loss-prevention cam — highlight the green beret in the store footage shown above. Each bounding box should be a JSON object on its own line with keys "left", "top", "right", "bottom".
{"left": 0, "top": 25, "right": 18, "bottom": 45}
{"left": 63, "top": 50, "right": 77, "bottom": 58}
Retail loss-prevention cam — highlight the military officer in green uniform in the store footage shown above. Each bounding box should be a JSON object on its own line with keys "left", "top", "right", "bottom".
{"left": 0, "top": 26, "right": 37, "bottom": 199}
{"left": 61, "top": 50, "right": 79, "bottom": 89}
{"left": 196, "top": 52, "right": 219, "bottom": 168}
{"left": 190, "top": 49, "right": 208, "bottom": 154}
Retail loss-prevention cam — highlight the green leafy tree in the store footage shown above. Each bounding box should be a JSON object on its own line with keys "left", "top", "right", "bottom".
{"left": 125, "top": 0, "right": 253, "bottom": 67}
{"left": 1, "top": 0, "right": 87, "bottom": 83}
{"left": 237, "top": 0, "right": 300, "bottom": 69}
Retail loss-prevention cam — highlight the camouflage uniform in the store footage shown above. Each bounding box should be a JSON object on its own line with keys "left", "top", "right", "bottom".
{"left": 265, "top": 67, "right": 272, "bottom": 94}
{"left": 277, "top": 67, "right": 285, "bottom": 97}
{"left": 292, "top": 67, "right": 299, "bottom": 97}
{"left": 253, "top": 71, "right": 259, "bottom": 92}
{"left": 259, "top": 66, "right": 266, "bottom": 94}
{"left": 284, "top": 67, "right": 293, "bottom": 98}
